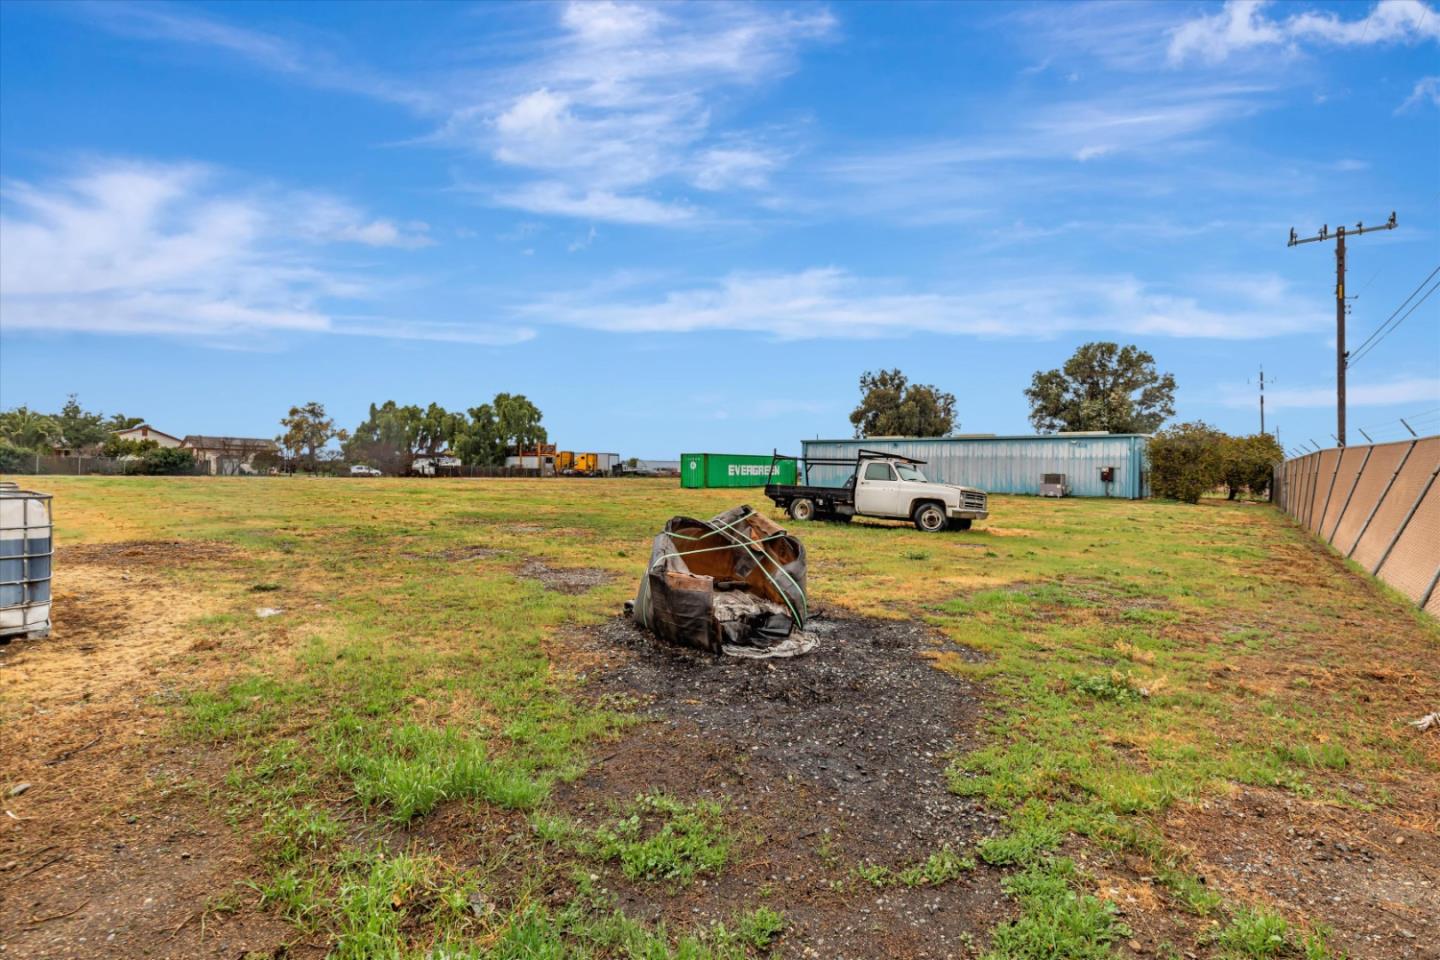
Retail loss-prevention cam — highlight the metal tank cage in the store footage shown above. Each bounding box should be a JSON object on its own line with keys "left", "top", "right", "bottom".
{"left": 0, "top": 481, "right": 53, "bottom": 640}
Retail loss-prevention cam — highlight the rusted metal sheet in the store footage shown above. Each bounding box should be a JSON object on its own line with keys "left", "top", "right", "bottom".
{"left": 627, "top": 505, "right": 810, "bottom": 657}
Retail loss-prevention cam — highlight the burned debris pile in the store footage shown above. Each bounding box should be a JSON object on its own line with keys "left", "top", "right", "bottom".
{"left": 625, "top": 505, "right": 813, "bottom": 658}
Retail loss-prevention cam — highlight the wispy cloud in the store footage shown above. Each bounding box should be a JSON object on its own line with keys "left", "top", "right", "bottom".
{"left": 1397, "top": 75, "right": 1440, "bottom": 111}
{"left": 0, "top": 160, "right": 516, "bottom": 345}
{"left": 78, "top": 1, "right": 834, "bottom": 226}
{"left": 1169, "top": 0, "right": 1439, "bottom": 65}
{"left": 78, "top": 1, "right": 435, "bottom": 110}
{"left": 1220, "top": 376, "right": 1440, "bottom": 410}
{"left": 816, "top": 83, "right": 1267, "bottom": 223}
{"left": 518, "top": 267, "right": 1324, "bottom": 341}
{"left": 445, "top": 2, "right": 832, "bottom": 223}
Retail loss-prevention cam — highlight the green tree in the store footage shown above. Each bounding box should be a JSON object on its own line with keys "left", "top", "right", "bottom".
{"left": 279, "top": 401, "right": 348, "bottom": 473}
{"left": 1221, "top": 433, "right": 1284, "bottom": 500}
{"left": 106, "top": 413, "right": 146, "bottom": 431}
{"left": 1149, "top": 421, "right": 1226, "bottom": 503}
{"left": 453, "top": 403, "right": 504, "bottom": 466}
{"left": 344, "top": 401, "right": 425, "bottom": 474}
{"left": 849, "top": 369, "right": 956, "bottom": 438}
{"left": 55, "top": 394, "right": 109, "bottom": 452}
{"left": 0, "top": 406, "right": 61, "bottom": 450}
{"left": 493, "top": 393, "right": 548, "bottom": 455}
{"left": 417, "top": 403, "right": 463, "bottom": 458}
{"left": 1025, "top": 343, "right": 1176, "bottom": 434}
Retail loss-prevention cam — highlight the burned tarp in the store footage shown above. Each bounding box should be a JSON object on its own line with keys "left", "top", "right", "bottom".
{"left": 628, "top": 505, "right": 812, "bottom": 657}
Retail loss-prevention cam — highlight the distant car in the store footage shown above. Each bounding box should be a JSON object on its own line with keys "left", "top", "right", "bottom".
{"left": 350, "top": 465, "right": 382, "bottom": 477}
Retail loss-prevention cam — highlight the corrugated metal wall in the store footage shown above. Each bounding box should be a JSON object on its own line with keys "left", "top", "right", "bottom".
{"left": 799, "top": 435, "right": 1150, "bottom": 498}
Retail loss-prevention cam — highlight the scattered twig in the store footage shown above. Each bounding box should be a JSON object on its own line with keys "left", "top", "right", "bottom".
{"left": 167, "top": 911, "right": 197, "bottom": 940}
{"left": 45, "top": 734, "right": 102, "bottom": 766}
{"left": 26, "top": 900, "right": 88, "bottom": 925}
{"left": 16, "top": 854, "right": 65, "bottom": 880}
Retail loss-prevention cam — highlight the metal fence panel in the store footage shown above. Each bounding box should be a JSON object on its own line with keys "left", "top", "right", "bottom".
{"left": 1378, "top": 472, "right": 1440, "bottom": 604}
{"left": 1331, "top": 441, "right": 1410, "bottom": 556}
{"left": 1278, "top": 437, "right": 1439, "bottom": 617}
{"left": 1351, "top": 437, "right": 1440, "bottom": 572}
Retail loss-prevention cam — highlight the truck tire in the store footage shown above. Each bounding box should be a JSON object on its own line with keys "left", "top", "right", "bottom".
{"left": 913, "top": 502, "right": 946, "bottom": 533}
{"left": 949, "top": 518, "right": 972, "bottom": 531}
{"left": 789, "top": 498, "right": 816, "bottom": 522}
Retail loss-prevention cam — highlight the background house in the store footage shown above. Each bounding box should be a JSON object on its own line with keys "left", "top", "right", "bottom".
{"left": 182, "top": 435, "right": 280, "bottom": 475}
{"left": 114, "top": 425, "right": 183, "bottom": 448}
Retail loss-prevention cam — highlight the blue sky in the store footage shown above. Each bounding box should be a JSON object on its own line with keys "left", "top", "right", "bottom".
{"left": 1, "top": 0, "right": 1437, "bottom": 457}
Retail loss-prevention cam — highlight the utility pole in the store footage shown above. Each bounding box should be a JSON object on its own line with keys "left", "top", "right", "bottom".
{"left": 1259, "top": 366, "right": 1266, "bottom": 435}
{"left": 1288, "top": 211, "right": 1397, "bottom": 447}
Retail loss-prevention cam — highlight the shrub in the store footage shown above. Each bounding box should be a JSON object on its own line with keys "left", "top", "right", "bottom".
{"left": 1221, "top": 433, "right": 1284, "bottom": 500}
{"left": 0, "top": 440, "right": 33, "bottom": 473}
{"left": 142, "top": 446, "right": 199, "bottom": 475}
{"left": 1149, "top": 421, "right": 1226, "bottom": 503}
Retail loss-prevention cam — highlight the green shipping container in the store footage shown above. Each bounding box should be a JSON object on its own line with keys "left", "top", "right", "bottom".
{"left": 680, "top": 453, "right": 797, "bottom": 489}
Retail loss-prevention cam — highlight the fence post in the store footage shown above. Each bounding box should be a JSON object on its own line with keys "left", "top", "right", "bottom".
{"left": 1372, "top": 460, "right": 1440, "bottom": 576}
{"left": 1318, "top": 449, "right": 1344, "bottom": 533}
{"left": 1327, "top": 445, "right": 1373, "bottom": 543}
{"left": 1421, "top": 563, "right": 1440, "bottom": 612}
{"left": 1347, "top": 441, "right": 1416, "bottom": 559}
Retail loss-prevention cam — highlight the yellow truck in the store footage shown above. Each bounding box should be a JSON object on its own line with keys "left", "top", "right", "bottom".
{"left": 558, "top": 452, "right": 621, "bottom": 476}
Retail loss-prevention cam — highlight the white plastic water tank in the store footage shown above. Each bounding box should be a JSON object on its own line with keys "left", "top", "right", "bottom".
{"left": 0, "top": 481, "right": 52, "bottom": 640}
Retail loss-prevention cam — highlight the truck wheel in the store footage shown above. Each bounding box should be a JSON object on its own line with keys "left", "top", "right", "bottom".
{"left": 913, "top": 503, "right": 946, "bottom": 532}
{"left": 788, "top": 498, "right": 816, "bottom": 522}
{"left": 949, "top": 518, "right": 972, "bottom": 531}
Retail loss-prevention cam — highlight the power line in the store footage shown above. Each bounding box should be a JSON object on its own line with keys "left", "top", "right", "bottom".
{"left": 1357, "top": 406, "right": 1440, "bottom": 432}
{"left": 1349, "top": 263, "right": 1440, "bottom": 358}
{"left": 1348, "top": 278, "right": 1439, "bottom": 367}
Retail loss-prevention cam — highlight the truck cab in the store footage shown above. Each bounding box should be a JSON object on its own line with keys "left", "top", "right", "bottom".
{"left": 852, "top": 456, "right": 988, "bottom": 530}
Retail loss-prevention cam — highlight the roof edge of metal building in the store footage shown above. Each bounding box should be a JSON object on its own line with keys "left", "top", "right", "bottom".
{"left": 804, "top": 434, "right": 1153, "bottom": 443}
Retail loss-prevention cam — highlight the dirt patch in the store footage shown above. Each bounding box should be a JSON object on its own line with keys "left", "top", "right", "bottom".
{"left": 1162, "top": 787, "right": 1440, "bottom": 960}
{"left": 0, "top": 540, "right": 293, "bottom": 959}
{"left": 550, "top": 611, "right": 1006, "bottom": 957}
{"left": 518, "top": 560, "right": 614, "bottom": 595}
{"left": 53, "top": 540, "right": 235, "bottom": 568}
{"left": 0, "top": 560, "right": 224, "bottom": 712}
{"left": 437, "top": 544, "right": 500, "bottom": 562}
{"left": 0, "top": 740, "right": 297, "bottom": 960}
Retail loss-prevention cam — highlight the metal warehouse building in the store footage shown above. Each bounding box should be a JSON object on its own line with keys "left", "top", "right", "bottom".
{"left": 800, "top": 433, "right": 1151, "bottom": 499}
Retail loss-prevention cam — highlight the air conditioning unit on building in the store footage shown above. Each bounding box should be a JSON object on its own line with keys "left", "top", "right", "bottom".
{"left": 1039, "top": 473, "right": 1069, "bottom": 497}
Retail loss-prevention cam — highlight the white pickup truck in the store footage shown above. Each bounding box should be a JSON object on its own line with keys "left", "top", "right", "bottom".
{"left": 764, "top": 450, "right": 989, "bottom": 532}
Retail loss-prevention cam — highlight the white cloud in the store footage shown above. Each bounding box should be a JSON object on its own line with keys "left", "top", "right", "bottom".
{"left": 519, "top": 267, "right": 1325, "bottom": 341}
{"left": 1169, "top": 0, "right": 1440, "bottom": 65}
{"left": 0, "top": 161, "right": 502, "bottom": 345}
{"left": 691, "top": 146, "right": 781, "bottom": 191}
{"left": 1221, "top": 376, "right": 1440, "bottom": 410}
{"left": 489, "top": 182, "right": 695, "bottom": 226}
{"left": 440, "top": 2, "right": 833, "bottom": 222}
{"left": 1397, "top": 75, "right": 1440, "bottom": 111}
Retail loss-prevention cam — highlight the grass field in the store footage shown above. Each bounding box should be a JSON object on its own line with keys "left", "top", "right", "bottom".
{"left": 1, "top": 477, "right": 1437, "bottom": 959}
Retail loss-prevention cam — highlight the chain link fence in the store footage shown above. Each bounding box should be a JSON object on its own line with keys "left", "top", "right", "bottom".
{"left": 2, "top": 454, "right": 209, "bottom": 476}
{"left": 1274, "top": 436, "right": 1440, "bottom": 616}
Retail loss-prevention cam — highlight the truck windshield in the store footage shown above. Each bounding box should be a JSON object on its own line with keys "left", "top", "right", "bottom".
{"left": 895, "top": 463, "right": 927, "bottom": 482}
